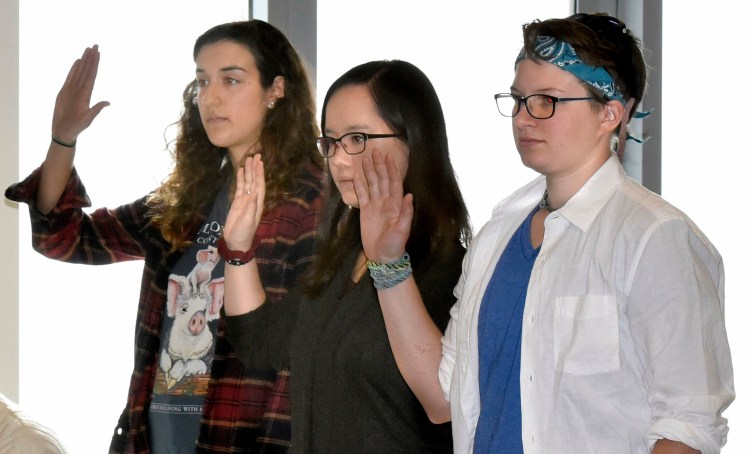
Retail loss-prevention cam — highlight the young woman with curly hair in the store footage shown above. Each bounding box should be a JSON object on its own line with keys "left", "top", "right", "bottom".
{"left": 6, "top": 20, "right": 324, "bottom": 454}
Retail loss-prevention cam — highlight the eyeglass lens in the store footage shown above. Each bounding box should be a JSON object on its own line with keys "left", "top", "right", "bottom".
{"left": 496, "top": 94, "right": 556, "bottom": 119}
{"left": 317, "top": 132, "right": 368, "bottom": 157}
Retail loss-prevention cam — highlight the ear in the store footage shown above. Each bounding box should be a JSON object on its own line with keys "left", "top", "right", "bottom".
{"left": 601, "top": 100, "right": 625, "bottom": 134}
{"left": 267, "top": 75, "right": 286, "bottom": 104}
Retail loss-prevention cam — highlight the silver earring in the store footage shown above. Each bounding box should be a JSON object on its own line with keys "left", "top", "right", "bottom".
{"left": 192, "top": 97, "right": 198, "bottom": 106}
{"left": 610, "top": 135, "right": 620, "bottom": 153}
{"left": 267, "top": 101, "right": 275, "bottom": 109}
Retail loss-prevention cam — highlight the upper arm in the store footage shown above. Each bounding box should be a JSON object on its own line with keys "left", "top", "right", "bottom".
{"left": 628, "top": 219, "right": 733, "bottom": 451}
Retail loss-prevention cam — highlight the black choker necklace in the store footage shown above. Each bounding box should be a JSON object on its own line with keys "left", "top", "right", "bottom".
{"left": 539, "top": 190, "right": 556, "bottom": 212}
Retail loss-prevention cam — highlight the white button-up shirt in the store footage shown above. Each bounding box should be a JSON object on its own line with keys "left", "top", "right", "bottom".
{"left": 440, "top": 156, "right": 734, "bottom": 453}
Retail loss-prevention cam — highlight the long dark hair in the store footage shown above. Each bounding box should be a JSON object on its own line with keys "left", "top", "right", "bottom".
{"left": 305, "top": 60, "right": 471, "bottom": 296}
{"left": 148, "top": 20, "right": 322, "bottom": 250}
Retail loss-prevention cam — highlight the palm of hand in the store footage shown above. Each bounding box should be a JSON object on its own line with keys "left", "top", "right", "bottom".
{"left": 223, "top": 154, "right": 266, "bottom": 251}
{"left": 355, "top": 151, "right": 413, "bottom": 264}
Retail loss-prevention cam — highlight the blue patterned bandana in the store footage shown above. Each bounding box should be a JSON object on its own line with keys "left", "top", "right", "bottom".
{"left": 517, "top": 35, "right": 626, "bottom": 103}
{"left": 516, "top": 35, "right": 652, "bottom": 153}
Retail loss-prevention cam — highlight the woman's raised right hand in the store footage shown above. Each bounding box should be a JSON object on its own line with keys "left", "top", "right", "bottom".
{"left": 51, "top": 45, "right": 110, "bottom": 144}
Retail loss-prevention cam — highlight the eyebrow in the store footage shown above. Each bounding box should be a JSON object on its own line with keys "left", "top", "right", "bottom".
{"left": 510, "top": 86, "right": 563, "bottom": 95}
{"left": 195, "top": 65, "right": 249, "bottom": 75}
{"left": 323, "top": 125, "right": 370, "bottom": 136}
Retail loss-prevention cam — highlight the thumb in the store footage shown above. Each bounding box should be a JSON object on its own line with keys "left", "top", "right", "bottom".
{"left": 83, "top": 101, "right": 110, "bottom": 128}
{"left": 397, "top": 193, "right": 414, "bottom": 232}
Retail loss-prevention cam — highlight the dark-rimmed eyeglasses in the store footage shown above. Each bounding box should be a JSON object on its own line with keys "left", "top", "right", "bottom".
{"left": 316, "top": 132, "right": 403, "bottom": 158}
{"left": 494, "top": 93, "right": 595, "bottom": 120}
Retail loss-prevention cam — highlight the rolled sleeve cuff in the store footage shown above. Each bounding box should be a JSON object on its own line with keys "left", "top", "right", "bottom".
{"left": 646, "top": 417, "right": 727, "bottom": 454}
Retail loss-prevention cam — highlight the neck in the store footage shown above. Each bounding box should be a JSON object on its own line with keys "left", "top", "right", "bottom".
{"left": 229, "top": 140, "right": 261, "bottom": 170}
{"left": 539, "top": 190, "right": 556, "bottom": 212}
{"left": 544, "top": 151, "right": 611, "bottom": 210}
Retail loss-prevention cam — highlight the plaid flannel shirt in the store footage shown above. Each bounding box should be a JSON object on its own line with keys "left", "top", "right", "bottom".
{"left": 5, "top": 163, "right": 323, "bottom": 454}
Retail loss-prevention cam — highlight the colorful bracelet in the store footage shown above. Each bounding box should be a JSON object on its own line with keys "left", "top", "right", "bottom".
{"left": 51, "top": 136, "right": 76, "bottom": 148}
{"left": 217, "top": 235, "right": 260, "bottom": 266}
{"left": 367, "top": 252, "right": 413, "bottom": 290}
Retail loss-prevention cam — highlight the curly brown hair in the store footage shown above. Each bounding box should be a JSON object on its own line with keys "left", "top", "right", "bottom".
{"left": 147, "top": 20, "right": 322, "bottom": 250}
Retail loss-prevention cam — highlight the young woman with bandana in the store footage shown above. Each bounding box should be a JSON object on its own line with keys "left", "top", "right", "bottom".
{"left": 6, "top": 20, "right": 323, "bottom": 453}
{"left": 358, "top": 13, "right": 734, "bottom": 454}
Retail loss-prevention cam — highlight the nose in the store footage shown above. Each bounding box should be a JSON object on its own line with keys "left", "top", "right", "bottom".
{"left": 198, "top": 83, "right": 220, "bottom": 109}
{"left": 328, "top": 142, "right": 353, "bottom": 167}
{"left": 513, "top": 102, "right": 537, "bottom": 128}
{"left": 188, "top": 310, "right": 207, "bottom": 336}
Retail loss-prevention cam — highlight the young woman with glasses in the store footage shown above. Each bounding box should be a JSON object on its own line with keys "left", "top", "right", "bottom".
{"left": 6, "top": 20, "right": 324, "bottom": 453}
{"left": 334, "top": 13, "right": 733, "bottom": 454}
{"left": 221, "top": 60, "right": 471, "bottom": 452}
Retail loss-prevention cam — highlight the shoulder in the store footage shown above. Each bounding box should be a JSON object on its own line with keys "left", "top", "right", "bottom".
{"left": 292, "top": 161, "right": 326, "bottom": 203}
{"left": 0, "top": 395, "right": 68, "bottom": 453}
{"left": 606, "top": 180, "right": 721, "bottom": 261}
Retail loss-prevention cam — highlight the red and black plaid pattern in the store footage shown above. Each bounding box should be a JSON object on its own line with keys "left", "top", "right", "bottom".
{"left": 6, "top": 163, "right": 323, "bottom": 454}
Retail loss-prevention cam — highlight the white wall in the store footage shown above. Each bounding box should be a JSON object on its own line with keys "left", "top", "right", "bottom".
{"left": 662, "top": 1, "right": 748, "bottom": 452}
{"left": 0, "top": 0, "right": 20, "bottom": 404}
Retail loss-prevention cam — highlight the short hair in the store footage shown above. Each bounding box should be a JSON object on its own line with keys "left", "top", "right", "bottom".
{"left": 521, "top": 13, "right": 647, "bottom": 118}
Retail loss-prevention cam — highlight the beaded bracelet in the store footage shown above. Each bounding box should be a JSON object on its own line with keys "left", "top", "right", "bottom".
{"left": 367, "top": 252, "right": 413, "bottom": 290}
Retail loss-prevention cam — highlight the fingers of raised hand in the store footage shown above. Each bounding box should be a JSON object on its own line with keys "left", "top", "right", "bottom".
{"left": 370, "top": 149, "right": 393, "bottom": 198}
{"left": 361, "top": 154, "right": 381, "bottom": 199}
{"left": 54, "top": 45, "right": 109, "bottom": 140}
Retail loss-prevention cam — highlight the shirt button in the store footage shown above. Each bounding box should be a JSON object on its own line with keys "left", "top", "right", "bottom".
{"left": 529, "top": 374, "right": 533, "bottom": 382}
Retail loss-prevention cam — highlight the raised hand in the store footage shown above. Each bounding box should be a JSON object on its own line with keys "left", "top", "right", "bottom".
{"left": 354, "top": 148, "right": 414, "bottom": 264}
{"left": 51, "top": 45, "right": 110, "bottom": 144}
{"left": 223, "top": 154, "right": 266, "bottom": 251}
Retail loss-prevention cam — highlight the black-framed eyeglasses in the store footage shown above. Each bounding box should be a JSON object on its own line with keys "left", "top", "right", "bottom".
{"left": 494, "top": 93, "right": 595, "bottom": 120}
{"left": 316, "top": 132, "right": 403, "bottom": 158}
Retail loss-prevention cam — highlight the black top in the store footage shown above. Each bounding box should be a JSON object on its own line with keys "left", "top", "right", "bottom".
{"left": 225, "top": 244, "right": 465, "bottom": 453}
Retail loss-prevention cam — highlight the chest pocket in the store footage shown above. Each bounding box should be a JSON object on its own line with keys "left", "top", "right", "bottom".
{"left": 554, "top": 295, "right": 620, "bottom": 375}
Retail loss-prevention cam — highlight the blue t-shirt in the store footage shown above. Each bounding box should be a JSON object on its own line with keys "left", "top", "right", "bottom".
{"left": 474, "top": 208, "right": 539, "bottom": 453}
{"left": 149, "top": 188, "right": 227, "bottom": 453}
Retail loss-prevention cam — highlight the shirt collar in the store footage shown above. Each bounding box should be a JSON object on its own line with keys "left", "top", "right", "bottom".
{"left": 557, "top": 155, "right": 625, "bottom": 231}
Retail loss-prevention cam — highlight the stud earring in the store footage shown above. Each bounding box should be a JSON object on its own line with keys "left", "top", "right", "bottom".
{"left": 267, "top": 101, "right": 275, "bottom": 109}
{"left": 192, "top": 97, "right": 198, "bottom": 106}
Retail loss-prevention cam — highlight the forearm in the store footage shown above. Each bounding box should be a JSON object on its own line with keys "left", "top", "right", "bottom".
{"left": 652, "top": 439, "right": 700, "bottom": 454}
{"left": 223, "top": 259, "right": 267, "bottom": 316}
{"left": 36, "top": 140, "right": 75, "bottom": 214}
{"left": 378, "top": 276, "right": 450, "bottom": 423}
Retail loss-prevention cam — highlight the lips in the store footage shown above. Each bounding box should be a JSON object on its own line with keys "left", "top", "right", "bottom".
{"left": 517, "top": 136, "right": 543, "bottom": 147}
{"left": 204, "top": 115, "right": 228, "bottom": 124}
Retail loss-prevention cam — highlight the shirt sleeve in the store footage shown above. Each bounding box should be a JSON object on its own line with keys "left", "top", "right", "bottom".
{"left": 5, "top": 167, "right": 151, "bottom": 264}
{"left": 439, "top": 240, "right": 473, "bottom": 400}
{"left": 223, "top": 290, "right": 300, "bottom": 372}
{"left": 627, "top": 218, "right": 734, "bottom": 453}
{"left": 254, "top": 166, "right": 323, "bottom": 303}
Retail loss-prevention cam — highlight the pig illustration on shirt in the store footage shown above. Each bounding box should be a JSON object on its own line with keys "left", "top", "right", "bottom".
{"left": 160, "top": 246, "right": 224, "bottom": 389}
